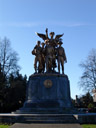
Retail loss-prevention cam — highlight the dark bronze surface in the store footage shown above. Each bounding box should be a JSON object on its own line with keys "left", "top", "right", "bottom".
{"left": 32, "top": 28, "right": 67, "bottom": 74}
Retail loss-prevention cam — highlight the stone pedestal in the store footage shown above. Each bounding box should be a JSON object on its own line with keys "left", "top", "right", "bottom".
{"left": 17, "top": 73, "right": 72, "bottom": 113}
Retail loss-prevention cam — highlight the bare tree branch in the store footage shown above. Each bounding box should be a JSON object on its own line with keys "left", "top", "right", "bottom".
{"left": 0, "top": 37, "right": 20, "bottom": 76}
{"left": 79, "top": 49, "right": 96, "bottom": 92}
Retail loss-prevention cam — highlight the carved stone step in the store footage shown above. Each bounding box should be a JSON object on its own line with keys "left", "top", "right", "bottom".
{"left": 16, "top": 114, "right": 78, "bottom": 123}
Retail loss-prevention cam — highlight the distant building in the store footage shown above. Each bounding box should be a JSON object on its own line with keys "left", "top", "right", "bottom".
{"left": 92, "top": 89, "right": 96, "bottom": 102}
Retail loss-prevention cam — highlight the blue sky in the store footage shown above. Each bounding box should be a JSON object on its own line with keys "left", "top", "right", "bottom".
{"left": 0, "top": 0, "right": 96, "bottom": 99}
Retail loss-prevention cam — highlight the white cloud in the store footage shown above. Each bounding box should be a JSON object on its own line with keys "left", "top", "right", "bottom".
{"left": 0, "top": 22, "right": 39, "bottom": 27}
{"left": 0, "top": 21, "right": 95, "bottom": 28}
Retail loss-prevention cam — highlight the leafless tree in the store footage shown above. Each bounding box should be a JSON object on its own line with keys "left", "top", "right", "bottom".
{"left": 0, "top": 37, "right": 20, "bottom": 76}
{"left": 79, "top": 49, "right": 96, "bottom": 92}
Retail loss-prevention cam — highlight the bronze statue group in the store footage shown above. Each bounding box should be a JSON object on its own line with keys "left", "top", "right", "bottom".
{"left": 32, "top": 28, "right": 67, "bottom": 74}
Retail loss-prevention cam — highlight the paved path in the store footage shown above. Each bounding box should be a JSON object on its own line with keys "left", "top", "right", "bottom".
{"left": 10, "top": 123, "right": 82, "bottom": 128}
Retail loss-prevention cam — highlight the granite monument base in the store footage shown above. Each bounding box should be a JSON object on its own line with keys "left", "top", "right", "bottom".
{"left": 16, "top": 73, "right": 72, "bottom": 114}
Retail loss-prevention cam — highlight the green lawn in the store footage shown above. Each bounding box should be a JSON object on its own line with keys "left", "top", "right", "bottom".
{"left": 82, "top": 124, "right": 96, "bottom": 128}
{"left": 0, "top": 124, "right": 10, "bottom": 128}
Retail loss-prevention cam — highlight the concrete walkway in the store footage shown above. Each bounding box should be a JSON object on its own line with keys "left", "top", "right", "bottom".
{"left": 10, "top": 123, "right": 83, "bottom": 128}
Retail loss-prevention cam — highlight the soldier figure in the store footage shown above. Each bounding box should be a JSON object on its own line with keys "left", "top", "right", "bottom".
{"left": 32, "top": 41, "right": 43, "bottom": 73}
{"left": 41, "top": 42, "right": 45, "bottom": 73}
{"left": 57, "top": 41, "right": 67, "bottom": 74}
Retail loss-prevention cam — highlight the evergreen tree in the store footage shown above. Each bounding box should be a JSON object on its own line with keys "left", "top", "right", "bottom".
{"left": 3, "top": 72, "right": 27, "bottom": 112}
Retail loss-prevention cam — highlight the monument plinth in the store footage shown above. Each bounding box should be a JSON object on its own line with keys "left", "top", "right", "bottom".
{"left": 17, "top": 73, "right": 72, "bottom": 113}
